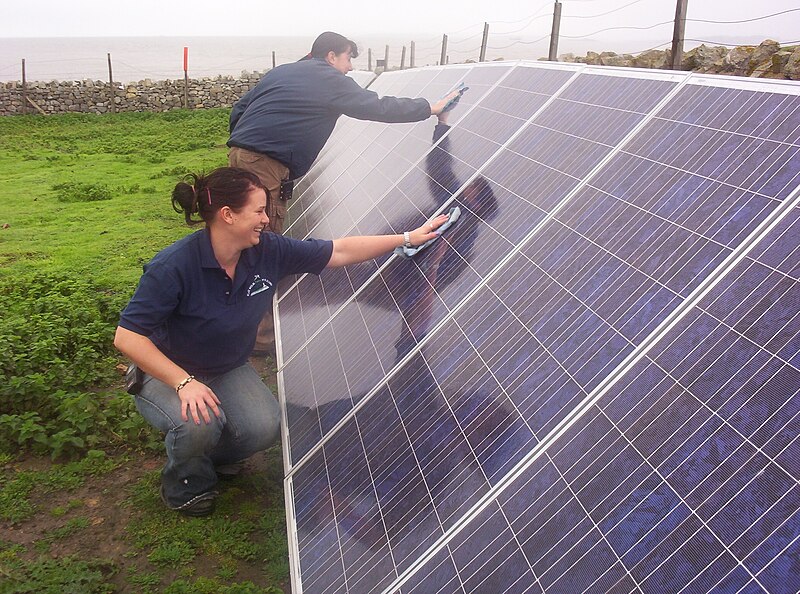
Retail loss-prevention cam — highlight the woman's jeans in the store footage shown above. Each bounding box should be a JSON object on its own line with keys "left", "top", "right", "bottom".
{"left": 134, "top": 363, "right": 280, "bottom": 507}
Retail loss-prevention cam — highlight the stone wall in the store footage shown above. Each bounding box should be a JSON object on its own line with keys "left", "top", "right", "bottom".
{"left": 558, "top": 39, "right": 800, "bottom": 80}
{"left": 2, "top": 39, "right": 799, "bottom": 116}
{"left": 0, "top": 72, "right": 265, "bottom": 116}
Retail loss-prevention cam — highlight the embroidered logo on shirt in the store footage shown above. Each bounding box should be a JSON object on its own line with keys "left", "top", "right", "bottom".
{"left": 247, "top": 274, "right": 273, "bottom": 297}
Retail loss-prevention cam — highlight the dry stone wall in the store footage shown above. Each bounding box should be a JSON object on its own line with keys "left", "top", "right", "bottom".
{"left": 0, "top": 72, "right": 264, "bottom": 116}
{"left": 2, "top": 40, "right": 799, "bottom": 116}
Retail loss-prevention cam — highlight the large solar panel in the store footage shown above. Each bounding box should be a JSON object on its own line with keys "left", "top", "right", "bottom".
{"left": 275, "top": 63, "right": 800, "bottom": 594}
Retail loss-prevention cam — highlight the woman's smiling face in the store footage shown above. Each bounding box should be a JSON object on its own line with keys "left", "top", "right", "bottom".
{"left": 230, "top": 187, "right": 270, "bottom": 247}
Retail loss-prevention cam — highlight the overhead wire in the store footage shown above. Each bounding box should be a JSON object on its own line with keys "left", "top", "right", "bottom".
{"left": 562, "top": 0, "right": 650, "bottom": 19}
{"left": 488, "top": 34, "right": 551, "bottom": 51}
{"left": 560, "top": 20, "right": 673, "bottom": 40}
{"left": 686, "top": 8, "right": 800, "bottom": 25}
{"left": 448, "top": 32, "right": 484, "bottom": 46}
{"left": 685, "top": 38, "right": 800, "bottom": 47}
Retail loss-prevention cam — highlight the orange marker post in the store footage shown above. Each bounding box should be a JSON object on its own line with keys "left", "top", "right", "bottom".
{"left": 183, "top": 47, "right": 189, "bottom": 109}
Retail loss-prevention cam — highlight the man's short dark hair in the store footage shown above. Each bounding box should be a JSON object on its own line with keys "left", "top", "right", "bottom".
{"left": 310, "top": 32, "right": 359, "bottom": 59}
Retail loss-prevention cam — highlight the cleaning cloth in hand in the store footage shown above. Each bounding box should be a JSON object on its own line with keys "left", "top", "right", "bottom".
{"left": 394, "top": 206, "right": 461, "bottom": 259}
{"left": 441, "top": 82, "right": 469, "bottom": 113}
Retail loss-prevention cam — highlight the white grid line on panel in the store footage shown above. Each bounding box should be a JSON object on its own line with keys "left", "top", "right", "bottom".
{"left": 277, "top": 62, "right": 575, "bottom": 302}
{"left": 495, "top": 220, "right": 800, "bottom": 590}
{"left": 539, "top": 450, "right": 645, "bottom": 592}
{"left": 279, "top": 66, "right": 578, "bottom": 368}
{"left": 592, "top": 413, "right": 770, "bottom": 589}
{"left": 320, "top": 427, "right": 402, "bottom": 588}
{"left": 654, "top": 90, "right": 800, "bottom": 151}
{"left": 377, "top": 90, "right": 800, "bottom": 594}
{"left": 373, "top": 74, "right": 698, "bottom": 594}
{"left": 495, "top": 505, "right": 549, "bottom": 594}
{"left": 556, "top": 255, "right": 800, "bottom": 586}
{"left": 293, "top": 124, "right": 375, "bottom": 211}
{"left": 291, "top": 74, "right": 520, "bottom": 247}
{"left": 291, "top": 69, "right": 441, "bottom": 211}
{"left": 284, "top": 64, "right": 504, "bottom": 242}
{"left": 285, "top": 67, "right": 681, "bottom": 479}
{"left": 607, "top": 451, "right": 769, "bottom": 592}
{"left": 735, "top": 531, "right": 800, "bottom": 594}
{"left": 310, "top": 444, "right": 350, "bottom": 594}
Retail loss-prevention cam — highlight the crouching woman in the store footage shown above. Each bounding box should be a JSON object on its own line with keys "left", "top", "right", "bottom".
{"left": 114, "top": 166, "right": 447, "bottom": 516}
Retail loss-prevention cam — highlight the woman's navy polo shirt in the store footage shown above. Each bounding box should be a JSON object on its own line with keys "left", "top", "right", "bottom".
{"left": 119, "top": 229, "right": 332, "bottom": 376}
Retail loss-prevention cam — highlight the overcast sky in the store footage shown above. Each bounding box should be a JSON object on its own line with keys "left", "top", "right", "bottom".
{"left": 2, "top": 0, "right": 799, "bottom": 46}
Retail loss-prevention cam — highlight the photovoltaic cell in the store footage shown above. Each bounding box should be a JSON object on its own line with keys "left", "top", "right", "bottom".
{"left": 279, "top": 65, "right": 800, "bottom": 594}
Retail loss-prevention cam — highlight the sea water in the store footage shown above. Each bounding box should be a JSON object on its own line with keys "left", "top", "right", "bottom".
{"left": 0, "top": 34, "right": 554, "bottom": 83}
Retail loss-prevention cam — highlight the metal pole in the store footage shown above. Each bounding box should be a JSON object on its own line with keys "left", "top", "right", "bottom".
{"left": 107, "top": 53, "right": 115, "bottom": 114}
{"left": 479, "top": 22, "right": 489, "bottom": 62}
{"left": 548, "top": 1, "right": 562, "bottom": 61}
{"left": 410, "top": 41, "right": 416, "bottom": 68}
{"left": 384, "top": 45, "right": 390, "bottom": 71}
{"left": 670, "top": 0, "right": 689, "bottom": 70}
{"left": 368, "top": 48, "right": 373, "bottom": 71}
{"left": 400, "top": 46, "right": 407, "bottom": 69}
{"left": 21, "top": 59, "right": 27, "bottom": 115}
{"left": 440, "top": 34, "right": 448, "bottom": 66}
{"left": 183, "top": 47, "right": 189, "bottom": 109}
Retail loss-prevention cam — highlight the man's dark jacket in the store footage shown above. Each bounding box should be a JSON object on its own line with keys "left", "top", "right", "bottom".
{"left": 228, "top": 58, "right": 431, "bottom": 179}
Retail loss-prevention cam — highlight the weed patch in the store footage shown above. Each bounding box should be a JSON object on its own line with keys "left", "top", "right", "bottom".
{"left": 0, "top": 546, "right": 116, "bottom": 594}
{"left": 51, "top": 182, "right": 113, "bottom": 203}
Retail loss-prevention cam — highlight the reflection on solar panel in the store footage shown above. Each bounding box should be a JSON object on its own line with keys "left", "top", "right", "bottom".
{"left": 274, "top": 61, "right": 800, "bottom": 594}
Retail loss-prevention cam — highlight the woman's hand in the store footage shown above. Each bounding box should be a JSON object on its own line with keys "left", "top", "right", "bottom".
{"left": 408, "top": 213, "right": 450, "bottom": 246}
{"left": 177, "top": 380, "right": 222, "bottom": 425}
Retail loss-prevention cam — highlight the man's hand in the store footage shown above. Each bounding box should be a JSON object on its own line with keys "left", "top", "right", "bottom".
{"left": 430, "top": 89, "right": 461, "bottom": 115}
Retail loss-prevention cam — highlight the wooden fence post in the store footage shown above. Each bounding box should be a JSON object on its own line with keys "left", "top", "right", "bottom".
{"left": 670, "top": 0, "right": 689, "bottom": 69}
{"left": 400, "top": 46, "right": 406, "bottom": 69}
{"left": 21, "top": 59, "right": 27, "bottom": 115}
{"left": 384, "top": 45, "right": 390, "bottom": 71}
{"left": 440, "top": 34, "right": 448, "bottom": 66}
{"left": 107, "top": 53, "right": 116, "bottom": 114}
{"left": 479, "top": 22, "right": 489, "bottom": 62}
{"left": 272, "top": 51, "right": 276, "bottom": 68}
{"left": 368, "top": 48, "right": 373, "bottom": 71}
{"left": 548, "top": 1, "right": 562, "bottom": 61}
{"left": 410, "top": 41, "right": 416, "bottom": 68}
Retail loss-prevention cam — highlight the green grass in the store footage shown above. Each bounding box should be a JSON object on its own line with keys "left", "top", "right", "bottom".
{"left": 0, "top": 110, "right": 289, "bottom": 593}
{"left": 0, "top": 110, "right": 229, "bottom": 290}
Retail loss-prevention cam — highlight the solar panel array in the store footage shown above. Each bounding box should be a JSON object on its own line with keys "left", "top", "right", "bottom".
{"left": 274, "top": 61, "right": 800, "bottom": 594}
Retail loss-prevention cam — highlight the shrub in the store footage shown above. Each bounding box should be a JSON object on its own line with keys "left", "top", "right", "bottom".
{"left": 0, "top": 273, "right": 160, "bottom": 457}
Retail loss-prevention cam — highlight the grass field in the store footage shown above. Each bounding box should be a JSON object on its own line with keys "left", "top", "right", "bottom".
{"left": 0, "top": 110, "right": 290, "bottom": 593}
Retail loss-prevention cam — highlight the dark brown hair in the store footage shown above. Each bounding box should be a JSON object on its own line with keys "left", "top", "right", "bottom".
{"left": 310, "top": 31, "right": 359, "bottom": 59}
{"left": 171, "top": 167, "right": 266, "bottom": 226}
